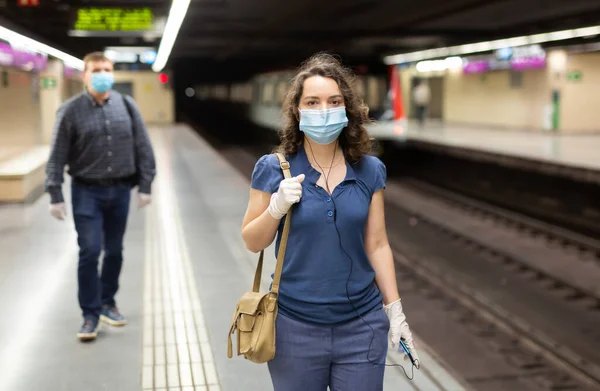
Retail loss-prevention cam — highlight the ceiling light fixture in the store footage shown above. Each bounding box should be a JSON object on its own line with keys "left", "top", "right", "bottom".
{"left": 415, "top": 56, "right": 463, "bottom": 73}
{"left": 0, "top": 24, "right": 84, "bottom": 70}
{"left": 383, "top": 25, "right": 600, "bottom": 65}
{"left": 152, "top": 0, "right": 190, "bottom": 72}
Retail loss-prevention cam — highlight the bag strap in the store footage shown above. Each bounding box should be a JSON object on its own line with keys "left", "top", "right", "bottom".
{"left": 252, "top": 152, "right": 292, "bottom": 295}
{"left": 123, "top": 95, "right": 140, "bottom": 181}
{"left": 123, "top": 94, "right": 134, "bottom": 120}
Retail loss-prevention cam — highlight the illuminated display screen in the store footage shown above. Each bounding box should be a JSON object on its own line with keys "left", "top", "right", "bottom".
{"left": 74, "top": 8, "right": 153, "bottom": 31}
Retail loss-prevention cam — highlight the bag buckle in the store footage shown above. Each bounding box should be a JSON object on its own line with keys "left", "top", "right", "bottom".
{"left": 280, "top": 161, "right": 290, "bottom": 170}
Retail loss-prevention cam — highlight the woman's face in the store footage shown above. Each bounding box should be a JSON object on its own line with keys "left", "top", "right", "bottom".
{"left": 298, "top": 75, "right": 345, "bottom": 111}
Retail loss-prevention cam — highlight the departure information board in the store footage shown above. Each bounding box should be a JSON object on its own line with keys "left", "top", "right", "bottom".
{"left": 74, "top": 8, "right": 153, "bottom": 31}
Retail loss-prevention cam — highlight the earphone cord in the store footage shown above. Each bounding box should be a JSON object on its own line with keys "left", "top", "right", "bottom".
{"left": 306, "top": 139, "right": 416, "bottom": 381}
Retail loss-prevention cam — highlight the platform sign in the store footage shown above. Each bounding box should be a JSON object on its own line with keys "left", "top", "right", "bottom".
{"left": 41, "top": 76, "right": 56, "bottom": 89}
{"left": 0, "top": 42, "right": 47, "bottom": 71}
{"left": 74, "top": 8, "right": 153, "bottom": 31}
{"left": 567, "top": 70, "right": 582, "bottom": 82}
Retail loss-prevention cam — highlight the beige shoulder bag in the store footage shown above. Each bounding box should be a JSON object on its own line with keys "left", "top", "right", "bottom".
{"left": 227, "top": 152, "right": 292, "bottom": 364}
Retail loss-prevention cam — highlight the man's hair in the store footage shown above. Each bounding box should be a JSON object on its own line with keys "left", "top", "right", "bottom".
{"left": 83, "top": 51, "right": 112, "bottom": 71}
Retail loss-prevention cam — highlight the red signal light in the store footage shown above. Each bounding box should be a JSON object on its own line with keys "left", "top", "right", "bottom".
{"left": 158, "top": 73, "right": 168, "bottom": 84}
{"left": 18, "top": 0, "right": 39, "bottom": 6}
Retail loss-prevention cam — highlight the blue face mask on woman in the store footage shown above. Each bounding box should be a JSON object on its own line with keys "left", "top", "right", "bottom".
{"left": 299, "top": 106, "right": 349, "bottom": 145}
{"left": 90, "top": 71, "right": 114, "bottom": 93}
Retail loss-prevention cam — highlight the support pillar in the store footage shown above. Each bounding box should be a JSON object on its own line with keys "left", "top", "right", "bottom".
{"left": 39, "top": 58, "right": 64, "bottom": 144}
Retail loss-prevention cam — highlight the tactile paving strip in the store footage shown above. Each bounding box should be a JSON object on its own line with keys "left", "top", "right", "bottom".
{"left": 141, "top": 148, "right": 220, "bottom": 391}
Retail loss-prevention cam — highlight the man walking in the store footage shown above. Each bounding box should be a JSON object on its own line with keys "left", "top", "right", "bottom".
{"left": 413, "top": 79, "right": 431, "bottom": 128}
{"left": 45, "top": 51, "right": 156, "bottom": 341}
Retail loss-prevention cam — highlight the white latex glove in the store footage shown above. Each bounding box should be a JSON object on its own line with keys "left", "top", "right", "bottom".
{"left": 49, "top": 203, "right": 67, "bottom": 221}
{"left": 267, "top": 174, "right": 305, "bottom": 219}
{"left": 138, "top": 193, "right": 152, "bottom": 209}
{"left": 384, "top": 299, "right": 421, "bottom": 368}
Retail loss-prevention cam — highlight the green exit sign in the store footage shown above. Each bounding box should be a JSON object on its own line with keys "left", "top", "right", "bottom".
{"left": 74, "top": 8, "right": 153, "bottom": 31}
{"left": 41, "top": 76, "right": 57, "bottom": 89}
{"left": 567, "top": 70, "right": 582, "bottom": 82}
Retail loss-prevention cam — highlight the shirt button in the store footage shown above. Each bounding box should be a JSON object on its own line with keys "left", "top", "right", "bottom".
{"left": 106, "top": 120, "right": 110, "bottom": 125}
{"left": 107, "top": 167, "right": 112, "bottom": 172}
{"left": 327, "top": 210, "right": 333, "bottom": 217}
{"left": 107, "top": 135, "right": 112, "bottom": 140}
{"left": 108, "top": 151, "right": 113, "bottom": 156}
{"left": 326, "top": 197, "right": 331, "bottom": 202}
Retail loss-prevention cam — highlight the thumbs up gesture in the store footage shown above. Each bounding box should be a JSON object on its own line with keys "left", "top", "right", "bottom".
{"left": 268, "top": 174, "right": 305, "bottom": 219}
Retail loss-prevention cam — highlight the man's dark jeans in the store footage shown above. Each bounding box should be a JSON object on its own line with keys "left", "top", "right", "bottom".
{"left": 415, "top": 104, "right": 427, "bottom": 126}
{"left": 71, "top": 182, "right": 131, "bottom": 318}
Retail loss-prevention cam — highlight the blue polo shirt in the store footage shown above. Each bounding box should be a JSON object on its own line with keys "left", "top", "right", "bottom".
{"left": 250, "top": 146, "right": 386, "bottom": 325}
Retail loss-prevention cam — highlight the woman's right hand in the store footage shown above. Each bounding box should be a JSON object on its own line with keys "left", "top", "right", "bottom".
{"left": 267, "top": 174, "right": 305, "bottom": 219}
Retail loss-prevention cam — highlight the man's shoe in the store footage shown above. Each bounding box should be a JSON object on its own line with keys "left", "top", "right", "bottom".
{"left": 100, "top": 305, "right": 127, "bottom": 326}
{"left": 77, "top": 315, "right": 100, "bottom": 341}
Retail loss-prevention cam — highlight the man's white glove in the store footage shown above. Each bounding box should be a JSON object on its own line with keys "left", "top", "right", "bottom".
{"left": 384, "top": 299, "right": 420, "bottom": 368}
{"left": 138, "top": 193, "right": 152, "bottom": 209}
{"left": 49, "top": 203, "right": 67, "bottom": 221}
{"left": 267, "top": 174, "right": 305, "bottom": 219}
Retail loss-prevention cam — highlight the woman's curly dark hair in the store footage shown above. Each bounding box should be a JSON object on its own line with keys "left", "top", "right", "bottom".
{"left": 275, "top": 53, "right": 373, "bottom": 163}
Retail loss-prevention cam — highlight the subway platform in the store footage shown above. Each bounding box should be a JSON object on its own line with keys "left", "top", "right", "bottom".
{"left": 368, "top": 120, "right": 600, "bottom": 183}
{"left": 249, "top": 104, "right": 600, "bottom": 182}
{"left": 0, "top": 124, "right": 470, "bottom": 391}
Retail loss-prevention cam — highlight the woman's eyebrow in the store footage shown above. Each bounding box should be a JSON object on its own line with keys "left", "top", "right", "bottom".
{"left": 303, "top": 95, "right": 343, "bottom": 100}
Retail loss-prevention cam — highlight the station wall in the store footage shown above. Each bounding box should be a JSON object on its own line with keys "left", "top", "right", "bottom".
{"left": 0, "top": 67, "right": 173, "bottom": 151}
{"left": 560, "top": 52, "right": 600, "bottom": 133}
{"left": 400, "top": 50, "right": 600, "bottom": 133}
{"left": 113, "top": 71, "right": 174, "bottom": 124}
{"left": 444, "top": 68, "right": 548, "bottom": 131}
{"left": 0, "top": 69, "right": 41, "bottom": 146}
{"left": 62, "top": 78, "right": 83, "bottom": 102}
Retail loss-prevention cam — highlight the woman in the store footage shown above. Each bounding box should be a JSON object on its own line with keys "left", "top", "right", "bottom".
{"left": 241, "top": 53, "right": 419, "bottom": 391}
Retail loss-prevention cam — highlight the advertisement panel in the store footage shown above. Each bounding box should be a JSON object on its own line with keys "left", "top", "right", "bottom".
{"left": 0, "top": 42, "right": 47, "bottom": 71}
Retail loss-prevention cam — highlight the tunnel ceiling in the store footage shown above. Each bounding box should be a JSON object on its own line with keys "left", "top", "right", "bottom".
{"left": 2, "top": 0, "right": 600, "bottom": 73}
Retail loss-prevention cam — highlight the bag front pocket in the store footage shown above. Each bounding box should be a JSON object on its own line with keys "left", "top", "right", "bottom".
{"left": 238, "top": 311, "right": 264, "bottom": 357}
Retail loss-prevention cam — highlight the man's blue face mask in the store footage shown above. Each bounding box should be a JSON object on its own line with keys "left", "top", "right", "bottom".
{"left": 299, "top": 106, "right": 349, "bottom": 145}
{"left": 90, "top": 71, "right": 114, "bottom": 93}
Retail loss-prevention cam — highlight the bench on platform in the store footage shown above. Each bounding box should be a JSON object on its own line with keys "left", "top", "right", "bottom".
{"left": 0, "top": 146, "right": 50, "bottom": 203}
{"left": 0, "top": 147, "right": 29, "bottom": 163}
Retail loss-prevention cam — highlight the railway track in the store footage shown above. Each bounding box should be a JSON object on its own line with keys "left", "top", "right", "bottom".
{"left": 401, "top": 178, "right": 600, "bottom": 264}
{"left": 381, "top": 140, "right": 600, "bottom": 239}
{"left": 389, "top": 245, "right": 593, "bottom": 391}
{"left": 192, "top": 122, "right": 600, "bottom": 390}
{"left": 387, "top": 178, "right": 600, "bottom": 307}
{"left": 385, "top": 180, "right": 600, "bottom": 390}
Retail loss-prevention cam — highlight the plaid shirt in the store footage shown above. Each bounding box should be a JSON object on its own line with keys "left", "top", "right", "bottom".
{"left": 45, "top": 90, "right": 156, "bottom": 204}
